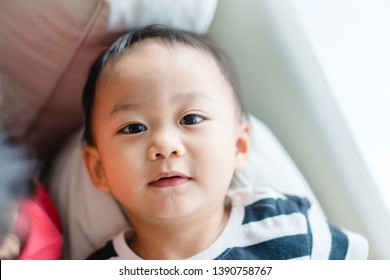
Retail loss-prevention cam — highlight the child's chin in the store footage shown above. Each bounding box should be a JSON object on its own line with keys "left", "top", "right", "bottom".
{"left": 149, "top": 202, "right": 200, "bottom": 220}
{"left": 145, "top": 186, "right": 205, "bottom": 219}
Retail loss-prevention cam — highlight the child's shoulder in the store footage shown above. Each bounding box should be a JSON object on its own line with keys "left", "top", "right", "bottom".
{"left": 219, "top": 186, "right": 313, "bottom": 259}
{"left": 225, "top": 186, "right": 368, "bottom": 260}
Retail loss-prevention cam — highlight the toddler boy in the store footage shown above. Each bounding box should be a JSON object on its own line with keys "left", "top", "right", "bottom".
{"left": 82, "top": 25, "right": 368, "bottom": 260}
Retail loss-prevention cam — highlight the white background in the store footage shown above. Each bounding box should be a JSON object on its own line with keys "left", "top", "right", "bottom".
{"left": 292, "top": 0, "right": 390, "bottom": 214}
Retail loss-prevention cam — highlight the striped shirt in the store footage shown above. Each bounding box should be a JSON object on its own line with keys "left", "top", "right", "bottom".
{"left": 87, "top": 186, "right": 368, "bottom": 260}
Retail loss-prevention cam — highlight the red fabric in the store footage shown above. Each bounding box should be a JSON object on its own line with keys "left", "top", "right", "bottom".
{"left": 16, "top": 181, "right": 63, "bottom": 260}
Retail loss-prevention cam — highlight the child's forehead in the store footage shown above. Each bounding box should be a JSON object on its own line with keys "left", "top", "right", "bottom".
{"left": 97, "top": 40, "right": 225, "bottom": 93}
{"left": 102, "top": 38, "right": 215, "bottom": 73}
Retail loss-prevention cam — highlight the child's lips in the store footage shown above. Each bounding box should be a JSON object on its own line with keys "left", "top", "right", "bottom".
{"left": 148, "top": 172, "right": 190, "bottom": 188}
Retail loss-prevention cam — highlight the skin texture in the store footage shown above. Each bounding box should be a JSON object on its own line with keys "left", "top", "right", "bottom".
{"left": 83, "top": 40, "right": 250, "bottom": 259}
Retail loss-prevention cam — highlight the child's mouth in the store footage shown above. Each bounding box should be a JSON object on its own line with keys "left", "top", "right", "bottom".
{"left": 149, "top": 173, "right": 190, "bottom": 188}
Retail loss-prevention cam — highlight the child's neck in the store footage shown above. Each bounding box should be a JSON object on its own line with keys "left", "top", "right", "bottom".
{"left": 128, "top": 205, "right": 230, "bottom": 260}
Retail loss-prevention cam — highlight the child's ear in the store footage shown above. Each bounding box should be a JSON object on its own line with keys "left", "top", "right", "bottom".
{"left": 82, "top": 145, "right": 110, "bottom": 192}
{"left": 234, "top": 121, "right": 250, "bottom": 173}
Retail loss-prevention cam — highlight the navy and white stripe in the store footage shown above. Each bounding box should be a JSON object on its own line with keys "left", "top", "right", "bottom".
{"left": 215, "top": 193, "right": 313, "bottom": 260}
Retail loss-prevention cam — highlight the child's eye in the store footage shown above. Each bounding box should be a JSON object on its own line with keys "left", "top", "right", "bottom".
{"left": 119, "top": 123, "right": 147, "bottom": 134}
{"left": 179, "top": 114, "right": 205, "bottom": 125}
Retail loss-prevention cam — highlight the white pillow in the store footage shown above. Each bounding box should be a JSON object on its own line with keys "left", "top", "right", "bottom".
{"left": 0, "top": 0, "right": 218, "bottom": 158}
{"left": 48, "top": 114, "right": 325, "bottom": 259}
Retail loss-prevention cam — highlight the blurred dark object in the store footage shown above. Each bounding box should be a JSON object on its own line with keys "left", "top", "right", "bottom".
{"left": 0, "top": 132, "right": 63, "bottom": 259}
{"left": 0, "top": 131, "right": 34, "bottom": 259}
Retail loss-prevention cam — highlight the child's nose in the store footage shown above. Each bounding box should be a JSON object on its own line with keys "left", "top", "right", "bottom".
{"left": 147, "top": 131, "right": 185, "bottom": 160}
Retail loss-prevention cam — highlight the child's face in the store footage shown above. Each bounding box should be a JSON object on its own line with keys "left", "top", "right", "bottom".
{"left": 83, "top": 40, "right": 250, "bottom": 222}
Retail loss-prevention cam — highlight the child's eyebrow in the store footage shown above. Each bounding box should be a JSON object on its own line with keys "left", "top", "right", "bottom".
{"left": 173, "top": 92, "right": 211, "bottom": 103}
{"left": 110, "top": 101, "right": 140, "bottom": 117}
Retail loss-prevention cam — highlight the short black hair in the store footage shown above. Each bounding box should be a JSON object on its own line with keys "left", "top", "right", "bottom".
{"left": 82, "top": 24, "right": 245, "bottom": 145}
